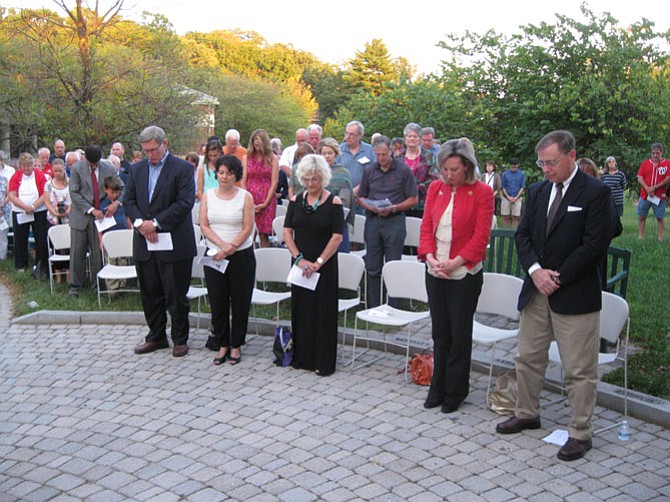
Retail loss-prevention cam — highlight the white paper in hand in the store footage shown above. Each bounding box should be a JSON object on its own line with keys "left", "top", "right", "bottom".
{"left": 95, "top": 216, "right": 117, "bottom": 232}
{"left": 146, "top": 233, "right": 173, "bottom": 251}
{"left": 287, "top": 264, "right": 320, "bottom": 291}
{"left": 16, "top": 212, "right": 35, "bottom": 225}
{"left": 199, "top": 256, "right": 229, "bottom": 274}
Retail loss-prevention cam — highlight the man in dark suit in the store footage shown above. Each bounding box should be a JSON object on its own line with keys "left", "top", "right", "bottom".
{"left": 123, "top": 126, "right": 196, "bottom": 357}
{"left": 495, "top": 130, "right": 614, "bottom": 462}
{"left": 69, "top": 146, "right": 123, "bottom": 297}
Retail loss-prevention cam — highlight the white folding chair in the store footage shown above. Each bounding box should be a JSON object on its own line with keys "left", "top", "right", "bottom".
{"left": 193, "top": 223, "right": 203, "bottom": 246}
{"left": 337, "top": 253, "right": 366, "bottom": 348}
{"left": 350, "top": 213, "right": 366, "bottom": 258}
{"left": 47, "top": 223, "right": 71, "bottom": 293}
{"left": 547, "top": 292, "right": 630, "bottom": 433}
{"left": 250, "top": 247, "right": 292, "bottom": 335}
{"left": 472, "top": 272, "right": 524, "bottom": 405}
{"left": 275, "top": 204, "right": 287, "bottom": 217}
{"left": 187, "top": 244, "right": 208, "bottom": 332}
{"left": 97, "top": 229, "right": 138, "bottom": 306}
{"left": 271, "top": 216, "right": 285, "bottom": 246}
{"left": 352, "top": 260, "right": 430, "bottom": 382}
{"left": 401, "top": 216, "right": 422, "bottom": 261}
{"left": 191, "top": 201, "right": 200, "bottom": 225}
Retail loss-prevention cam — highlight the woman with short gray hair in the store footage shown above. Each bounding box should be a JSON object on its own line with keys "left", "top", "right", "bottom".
{"left": 283, "top": 154, "right": 344, "bottom": 376}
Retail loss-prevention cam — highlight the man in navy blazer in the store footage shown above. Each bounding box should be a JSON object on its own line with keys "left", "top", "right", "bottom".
{"left": 496, "top": 130, "right": 614, "bottom": 462}
{"left": 123, "top": 126, "right": 196, "bottom": 357}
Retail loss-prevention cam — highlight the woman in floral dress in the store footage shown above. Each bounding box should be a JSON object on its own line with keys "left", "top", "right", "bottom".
{"left": 242, "top": 129, "right": 278, "bottom": 248}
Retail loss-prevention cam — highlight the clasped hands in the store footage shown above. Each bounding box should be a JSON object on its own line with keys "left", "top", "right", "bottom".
{"left": 427, "top": 256, "right": 461, "bottom": 279}
{"left": 531, "top": 268, "right": 561, "bottom": 295}
{"left": 297, "top": 258, "right": 319, "bottom": 278}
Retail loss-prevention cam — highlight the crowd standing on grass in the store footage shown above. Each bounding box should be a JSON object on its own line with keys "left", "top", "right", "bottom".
{"left": 0, "top": 123, "right": 663, "bottom": 462}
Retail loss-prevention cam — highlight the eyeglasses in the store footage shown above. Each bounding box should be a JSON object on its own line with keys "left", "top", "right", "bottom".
{"left": 536, "top": 153, "right": 567, "bottom": 169}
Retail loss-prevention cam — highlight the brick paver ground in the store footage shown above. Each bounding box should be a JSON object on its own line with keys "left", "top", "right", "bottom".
{"left": 1, "top": 285, "right": 669, "bottom": 501}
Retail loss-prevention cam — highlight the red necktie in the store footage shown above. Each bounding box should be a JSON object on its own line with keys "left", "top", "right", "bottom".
{"left": 91, "top": 168, "right": 99, "bottom": 209}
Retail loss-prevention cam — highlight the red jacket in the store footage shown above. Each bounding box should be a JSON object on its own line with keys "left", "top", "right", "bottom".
{"left": 418, "top": 179, "right": 494, "bottom": 268}
{"left": 9, "top": 168, "right": 48, "bottom": 197}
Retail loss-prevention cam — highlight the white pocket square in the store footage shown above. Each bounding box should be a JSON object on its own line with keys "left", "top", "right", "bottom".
{"left": 567, "top": 205, "right": 582, "bottom": 212}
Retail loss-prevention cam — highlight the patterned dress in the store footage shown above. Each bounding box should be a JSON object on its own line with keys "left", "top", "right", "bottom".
{"left": 246, "top": 155, "right": 277, "bottom": 234}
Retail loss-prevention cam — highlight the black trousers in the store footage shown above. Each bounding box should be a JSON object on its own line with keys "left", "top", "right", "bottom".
{"left": 203, "top": 246, "right": 256, "bottom": 349}
{"left": 136, "top": 254, "right": 193, "bottom": 346}
{"left": 425, "top": 270, "right": 483, "bottom": 408}
{"left": 12, "top": 211, "right": 48, "bottom": 271}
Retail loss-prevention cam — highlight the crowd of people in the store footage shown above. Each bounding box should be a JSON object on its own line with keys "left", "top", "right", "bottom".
{"left": 0, "top": 123, "right": 667, "bottom": 463}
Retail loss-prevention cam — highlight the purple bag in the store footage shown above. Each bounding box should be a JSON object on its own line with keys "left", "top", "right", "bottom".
{"left": 273, "top": 326, "right": 293, "bottom": 367}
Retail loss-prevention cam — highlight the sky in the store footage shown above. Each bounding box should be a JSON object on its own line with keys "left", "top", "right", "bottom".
{"left": 7, "top": 0, "right": 667, "bottom": 75}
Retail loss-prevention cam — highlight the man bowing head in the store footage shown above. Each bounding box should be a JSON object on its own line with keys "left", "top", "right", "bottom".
{"left": 123, "top": 125, "right": 196, "bottom": 357}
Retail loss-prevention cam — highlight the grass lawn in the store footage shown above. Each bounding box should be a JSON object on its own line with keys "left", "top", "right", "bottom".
{"left": 1, "top": 202, "right": 668, "bottom": 400}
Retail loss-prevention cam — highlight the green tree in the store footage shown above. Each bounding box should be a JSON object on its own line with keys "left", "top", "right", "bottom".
{"left": 438, "top": 4, "right": 670, "bottom": 178}
{"left": 323, "top": 75, "right": 470, "bottom": 146}
{"left": 345, "top": 39, "right": 404, "bottom": 96}
{"left": 0, "top": 4, "right": 201, "bottom": 152}
{"left": 302, "top": 63, "right": 356, "bottom": 123}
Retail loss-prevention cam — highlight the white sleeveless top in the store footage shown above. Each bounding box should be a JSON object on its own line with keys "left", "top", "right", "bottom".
{"left": 205, "top": 187, "right": 253, "bottom": 250}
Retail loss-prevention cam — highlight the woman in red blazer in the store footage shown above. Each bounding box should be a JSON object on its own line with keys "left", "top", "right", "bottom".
{"left": 418, "top": 138, "right": 494, "bottom": 413}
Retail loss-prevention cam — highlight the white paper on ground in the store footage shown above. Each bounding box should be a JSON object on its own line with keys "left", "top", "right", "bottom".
{"left": 199, "top": 256, "right": 229, "bottom": 274}
{"left": 287, "top": 264, "right": 320, "bottom": 291}
{"left": 146, "top": 233, "right": 173, "bottom": 251}
{"left": 95, "top": 216, "right": 117, "bottom": 232}
{"left": 543, "top": 429, "right": 569, "bottom": 446}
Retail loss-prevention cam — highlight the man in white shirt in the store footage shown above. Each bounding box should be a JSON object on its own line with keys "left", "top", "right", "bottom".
{"left": 279, "top": 128, "right": 307, "bottom": 175}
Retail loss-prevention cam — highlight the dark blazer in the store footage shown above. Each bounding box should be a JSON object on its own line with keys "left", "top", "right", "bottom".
{"left": 123, "top": 152, "right": 196, "bottom": 262}
{"left": 516, "top": 167, "right": 614, "bottom": 315}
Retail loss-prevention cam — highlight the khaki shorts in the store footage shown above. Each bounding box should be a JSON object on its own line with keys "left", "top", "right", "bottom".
{"left": 501, "top": 197, "right": 522, "bottom": 217}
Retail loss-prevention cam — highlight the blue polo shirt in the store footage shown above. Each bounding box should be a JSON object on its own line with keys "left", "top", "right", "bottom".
{"left": 338, "top": 141, "right": 376, "bottom": 188}
{"left": 501, "top": 168, "right": 526, "bottom": 198}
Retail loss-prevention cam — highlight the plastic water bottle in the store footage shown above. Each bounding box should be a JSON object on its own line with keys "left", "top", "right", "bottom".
{"left": 618, "top": 420, "right": 631, "bottom": 441}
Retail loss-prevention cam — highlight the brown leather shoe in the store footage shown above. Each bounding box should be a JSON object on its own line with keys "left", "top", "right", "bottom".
{"left": 557, "top": 437, "right": 592, "bottom": 461}
{"left": 134, "top": 340, "right": 169, "bottom": 355}
{"left": 496, "top": 416, "right": 541, "bottom": 434}
{"left": 172, "top": 344, "right": 189, "bottom": 357}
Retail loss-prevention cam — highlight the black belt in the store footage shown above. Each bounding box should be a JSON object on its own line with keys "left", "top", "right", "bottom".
{"left": 366, "top": 211, "right": 404, "bottom": 218}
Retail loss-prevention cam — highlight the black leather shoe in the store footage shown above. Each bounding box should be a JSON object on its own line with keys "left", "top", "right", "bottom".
{"left": 496, "top": 416, "right": 541, "bottom": 434}
{"left": 441, "top": 401, "right": 461, "bottom": 414}
{"left": 557, "top": 437, "right": 592, "bottom": 461}
{"left": 134, "top": 340, "right": 169, "bottom": 355}
{"left": 424, "top": 396, "right": 443, "bottom": 409}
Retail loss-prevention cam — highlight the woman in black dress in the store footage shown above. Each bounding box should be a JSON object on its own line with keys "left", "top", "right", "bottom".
{"left": 283, "top": 154, "right": 344, "bottom": 376}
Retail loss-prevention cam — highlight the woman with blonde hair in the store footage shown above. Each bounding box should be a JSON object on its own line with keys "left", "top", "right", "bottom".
{"left": 242, "top": 129, "right": 279, "bottom": 248}
{"left": 601, "top": 156, "right": 627, "bottom": 216}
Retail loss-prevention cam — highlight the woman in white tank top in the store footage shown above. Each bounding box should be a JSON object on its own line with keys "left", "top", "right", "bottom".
{"left": 199, "top": 154, "right": 256, "bottom": 366}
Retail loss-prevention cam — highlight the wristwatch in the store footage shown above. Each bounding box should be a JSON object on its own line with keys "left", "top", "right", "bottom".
{"left": 316, "top": 257, "right": 324, "bottom": 265}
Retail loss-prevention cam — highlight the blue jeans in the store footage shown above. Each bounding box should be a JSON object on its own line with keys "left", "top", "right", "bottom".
{"left": 364, "top": 213, "right": 406, "bottom": 308}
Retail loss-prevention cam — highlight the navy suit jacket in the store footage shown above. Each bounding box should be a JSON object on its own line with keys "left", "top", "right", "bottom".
{"left": 123, "top": 152, "right": 196, "bottom": 262}
{"left": 515, "top": 167, "right": 614, "bottom": 315}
